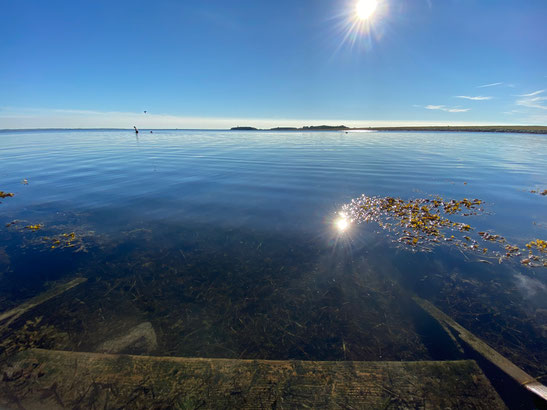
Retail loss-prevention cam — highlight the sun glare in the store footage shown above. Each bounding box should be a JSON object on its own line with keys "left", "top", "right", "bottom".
{"left": 356, "top": 0, "right": 378, "bottom": 20}
{"left": 335, "top": 213, "right": 350, "bottom": 232}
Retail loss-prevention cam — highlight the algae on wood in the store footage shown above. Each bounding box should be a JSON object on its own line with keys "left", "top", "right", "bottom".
{"left": 0, "top": 349, "right": 505, "bottom": 409}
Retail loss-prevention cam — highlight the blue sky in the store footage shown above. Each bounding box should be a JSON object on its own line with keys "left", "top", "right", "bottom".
{"left": 1, "top": 0, "right": 546, "bottom": 128}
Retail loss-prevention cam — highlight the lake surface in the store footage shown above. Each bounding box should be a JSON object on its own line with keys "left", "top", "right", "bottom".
{"left": 0, "top": 129, "right": 546, "bottom": 377}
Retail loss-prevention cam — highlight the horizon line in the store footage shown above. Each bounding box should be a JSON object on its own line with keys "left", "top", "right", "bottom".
{"left": 2, "top": 124, "right": 546, "bottom": 132}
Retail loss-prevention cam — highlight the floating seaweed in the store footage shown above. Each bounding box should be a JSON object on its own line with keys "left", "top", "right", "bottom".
{"left": 0, "top": 191, "right": 14, "bottom": 200}
{"left": 341, "top": 194, "right": 547, "bottom": 267}
{"left": 526, "top": 239, "right": 547, "bottom": 252}
{"left": 42, "top": 232, "right": 77, "bottom": 250}
{"left": 5, "top": 219, "right": 95, "bottom": 253}
{"left": 24, "top": 224, "right": 43, "bottom": 231}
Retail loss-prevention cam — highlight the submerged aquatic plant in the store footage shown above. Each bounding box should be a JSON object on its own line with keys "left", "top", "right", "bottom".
{"left": 341, "top": 194, "right": 547, "bottom": 267}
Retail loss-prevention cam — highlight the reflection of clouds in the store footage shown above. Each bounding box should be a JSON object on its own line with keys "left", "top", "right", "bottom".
{"left": 514, "top": 273, "right": 546, "bottom": 299}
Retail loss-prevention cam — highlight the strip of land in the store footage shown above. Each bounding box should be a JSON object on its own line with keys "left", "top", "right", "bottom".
{"left": 364, "top": 125, "right": 547, "bottom": 134}
{"left": 231, "top": 125, "right": 547, "bottom": 134}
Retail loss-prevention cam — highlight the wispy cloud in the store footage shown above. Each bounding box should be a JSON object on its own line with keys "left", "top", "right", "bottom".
{"left": 517, "top": 90, "right": 545, "bottom": 97}
{"left": 502, "top": 109, "right": 522, "bottom": 115}
{"left": 477, "top": 82, "right": 503, "bottom": 88}
{"left": 424, "top": 105, "right": 470, "bottom": 113}
{"left": 516, "top": 90, "right": 547, "bottom": 110}
{"left": 455, "top": 95, "right": 492, "bottom": 101}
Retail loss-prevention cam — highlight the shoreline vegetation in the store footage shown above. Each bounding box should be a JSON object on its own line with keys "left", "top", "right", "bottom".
{"left": 231, "top": 125, "right": 547, "bottom": 134}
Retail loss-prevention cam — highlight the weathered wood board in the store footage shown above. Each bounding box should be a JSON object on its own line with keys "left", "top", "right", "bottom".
{"left": 413, "top": 295, "right": 547, "bottom": 402}
{"left": 0, "top": 278, "right": 87, "bottom": 329}
{"left": 0, "top": 349, "right": 505, "bottom": 409}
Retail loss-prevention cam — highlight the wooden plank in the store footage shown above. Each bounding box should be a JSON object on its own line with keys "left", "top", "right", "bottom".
{"left": 0, "top": 278, "right": 87, "bottom": 329}
{"left": 413, "top": 295, "right": 547, "bottom": 402}
{"left": 0, "top": 349, "right": 505, "bottom": 409}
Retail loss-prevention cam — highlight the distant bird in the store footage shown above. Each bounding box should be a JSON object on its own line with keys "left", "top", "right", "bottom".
{"left": 144, "top": 110, "right": 147, "bottom": 114}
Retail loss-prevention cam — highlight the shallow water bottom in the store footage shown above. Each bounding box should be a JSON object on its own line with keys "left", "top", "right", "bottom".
{"left": 1, "top": 215, "right": 545, "bottom": 383}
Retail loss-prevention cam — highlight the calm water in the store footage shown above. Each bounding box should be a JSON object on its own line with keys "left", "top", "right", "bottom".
{"left": 0, "top": 129, "right": 546, "bottom": 376}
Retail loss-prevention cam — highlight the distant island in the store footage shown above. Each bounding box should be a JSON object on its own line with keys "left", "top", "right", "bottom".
{"left": 231, "top": 125, "right": 350, "bottom": 131}
{"left": 231, "top": 125, "right": 547, "bottom": 134}
{"left": 302, "top": 125, "right": 350, "bottom": 131}
{"left": 230, "top": 126, "right": 258, "bottom": 131}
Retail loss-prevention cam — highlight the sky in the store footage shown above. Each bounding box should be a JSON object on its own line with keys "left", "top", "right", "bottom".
{"left": 1, "top": 0, "right": 546, "bottom": 129}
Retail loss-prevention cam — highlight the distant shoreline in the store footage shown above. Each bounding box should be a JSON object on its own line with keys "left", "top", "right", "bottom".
{"left": 2, "top": 125, "right": 546, "bottom": 135}
{"left": 363, "top": 125, "right": 547, "bottom": 134}
{"left": 231, "top": 125, "right": 547, "bottom": 134}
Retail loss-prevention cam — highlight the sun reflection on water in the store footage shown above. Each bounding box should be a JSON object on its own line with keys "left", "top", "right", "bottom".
{"left": 335, "top": 212, "right": 350, "bottom": 233}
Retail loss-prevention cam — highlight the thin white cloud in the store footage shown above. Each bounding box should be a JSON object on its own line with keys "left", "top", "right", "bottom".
{"left": 477, "top": 82, "right": 503, "bottom": 88}
{"left": 455, "top": 95, "right": 492, "bottom": 101}
{"left": 517, "top": 90, "right": 545, "bottom": 97}
{"left": 424, "top": 105, "right": 470, "bottom": 113}
{"left": 516, "top": 90, "right": 547, "bottom": 111}
{"left": 502, "top": 110, "right": 522, "bottom": 115}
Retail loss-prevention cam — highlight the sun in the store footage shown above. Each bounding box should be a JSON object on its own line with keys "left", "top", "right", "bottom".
{"left": 356, "top": 0, "right": 378, "bottom": 20}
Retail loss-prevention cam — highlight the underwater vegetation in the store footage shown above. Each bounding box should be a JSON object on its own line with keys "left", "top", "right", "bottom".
{"left": 341, "top": 195, "right": 547, "bottom": 268}
{"left": 0, "top": 214, "right": 545, "bottom": 380}
{"left": 0, "top": 316, "right": 68, "bottom": 358}
{"left": 0, "top": 173, "right": 545, "bottom": 383}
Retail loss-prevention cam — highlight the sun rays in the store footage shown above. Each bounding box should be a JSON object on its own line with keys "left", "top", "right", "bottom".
{"left": 331, "top": 0, "right": 387, "bottom": 53}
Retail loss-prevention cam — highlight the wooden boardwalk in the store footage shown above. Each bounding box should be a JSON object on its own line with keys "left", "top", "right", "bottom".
{"left": 0, "top": 349, "right": 505, "bottom": 409}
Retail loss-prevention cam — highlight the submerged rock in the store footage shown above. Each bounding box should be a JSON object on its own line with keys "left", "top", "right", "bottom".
{"left": 97, "top": 322, "right": 157, "bottom": 354}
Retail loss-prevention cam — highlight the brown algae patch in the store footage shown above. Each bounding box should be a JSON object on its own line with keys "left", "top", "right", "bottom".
{"left": 5, "top": 220, "right": 95, "bottom": 253}
{"left": 24, "top": 224, "right": 43, "bottom": 231}
{"left": 0, "top": 191, "right": 14, "bottom": 200}
{"left": 341, "top": 194, "right": 546, "bottom": 267}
